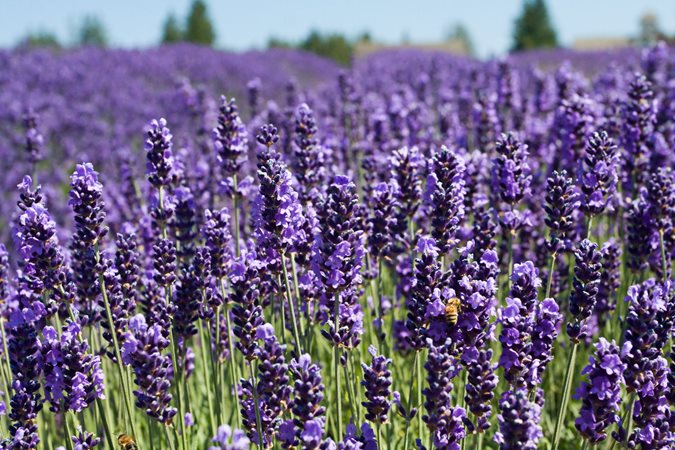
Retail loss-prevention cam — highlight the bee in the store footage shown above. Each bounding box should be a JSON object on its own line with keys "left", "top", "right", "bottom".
{"left": 117, "top": 434, "right": 138, "bottom": 450}
{"left": 444, "top": 297, "right": 461, "bottom": 326}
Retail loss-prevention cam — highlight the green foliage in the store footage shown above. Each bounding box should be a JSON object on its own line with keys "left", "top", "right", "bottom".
{"left": 184, "top": 0, "right": 215, "bottom": 46}
{"left": 447, "top": 23, "right": 475, "bottom": 56}
{"left": 267, "top": 37, "right": 293, "bottom": 49}
{"left": 299, "top": 31, "right": 353, "bottom": 66}
{"left": 78, "top": 16, "right": 107, "bottom": 48}
{"left": 21, "top": 31, "right": 61, "bottom": 49}
{"left": 511, "top": 0, "right": 558, "bottom": 52}
{"left": 161, "top": 14, "right": 183, "bottom": 44}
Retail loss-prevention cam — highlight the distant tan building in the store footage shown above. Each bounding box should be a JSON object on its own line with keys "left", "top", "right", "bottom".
{"left": 572, "top": 37, "right": 631, "bottom": 51}
{"left": 354, "top": 38, "right": 470, "bottom": 58}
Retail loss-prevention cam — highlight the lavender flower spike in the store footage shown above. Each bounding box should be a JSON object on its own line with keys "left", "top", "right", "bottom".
{"left": 361, "top": 345, "right": 392, "bottom": 425}
{"left": 574, "top": 338, "right": 626, "bottom": 444}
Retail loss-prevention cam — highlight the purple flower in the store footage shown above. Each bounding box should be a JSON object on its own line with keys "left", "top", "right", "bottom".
{"left": 71, "top": 427, "right": 101, "bottom": 450}
{"left": 202, "top": 208, "right": 232, "bottom": 280}
{"left": 494, "top": 388, "right": 542, "bottom": 450}
{"left": 213, "top": 96, "right": 249, "bottom": 178}
{"left": 253, "top": 125, "right": 305, "bottom": 264}
{"left": 574, "top": 338, "right": 626, "bottom": 443}
{"left": 424, "top": 146, "right": 466, "bottom": 254}
{"left": 528, "top": 298, "right": 562, "bottom": 387}
{"left": 42, "top": 322, "right": 105, "bottom": 413}
{"left": 492, "top": 133, "right": 531, "bottom": 232}
{"left": 567, "top": 239, "right": 602, "bottom": 342}
{"left": 389, "top": 146, "right": 423, "bottom": 252}
{"left": 144, "top": 118, "right": 174, "bottom": 188}
{"left": 122, "top": 314, "right": 176, "bottom": 425}
{"left": 210, "top": 424, "right": 250, "bottom": 450}
{"left": 292, "top": 103, "right": 326, "bottom": 200}
{"left": 361, "top": 345, "right": 392, "bottom": 424}
{"left": 6, "top": 311, "right": 42, "bottom": 449}
{"left": 595, "top": 239, "right": 621, "bottom": 324}
{"left": 22, "top": 108, "right": 43, "bottom": 165}
{"left": 544, "top": 170, "right": 579, "bottom": 252}
{"left": 621, "top": 74, "right": 656, "bottom": 194}
{"left": 580, "top": 131, "right": 618, "bottom": 216}
{"left": 405, "top": 236, "right": 442, "bottom": 351}
{"left": 463, "top": 347, "right": 498, "bottom": 433}
{"left": 230, "top": 252, "right": 264, "bottom": 360}
{"left": 367, "top": 181, "right": 399, "bottom": 259}
{"left": 282, "top": 354, "right": 326, "bottom": 449}
{"left": 422, "top": 343, "right": 463, "bottom": 439}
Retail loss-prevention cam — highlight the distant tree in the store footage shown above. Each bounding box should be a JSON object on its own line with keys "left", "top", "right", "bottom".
{"left": 184, "top": 0, "right": 215, "bottom": 46}
{"left": 161, "top": 14, "right": 183, "bottom": 43}
{"left": 357, "top": 31, "right": 372, "bottom": 44}
{"left": 511, "top": 0, "right": 558, "bottom": 52}
{"left": 21, "top": 31, "right": 61, "bottom": 49}
{"left": 446, "top": 23, "right": 475, "bottom": 56}
{"left": 299, "top": 31, "right": 353, "bottom": 66}
{"left": 267, "top": 37, "right": 293, "bottom": 49}
{"left": 638, "top": 12, "right": 665, "bottom": 45}
{"left": 78, "top": 16, "right": 107, "bottom": 47}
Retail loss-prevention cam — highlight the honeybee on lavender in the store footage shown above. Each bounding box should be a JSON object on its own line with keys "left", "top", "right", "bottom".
{"left": 118, "top": 434, "right": 138, "bottom": 450}
{"left": 444, "top": 297, "right": 462, "bottom": 326}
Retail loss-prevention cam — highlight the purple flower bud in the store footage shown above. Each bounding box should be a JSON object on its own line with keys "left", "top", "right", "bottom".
{"left": 567, "top": 239, "right": 602, "bottom": 342}
{"left": 494, "top": 388, "right": 542, "bottom": 450}
{"left": 361, "top": 345, "right": 392, "bottom": 424}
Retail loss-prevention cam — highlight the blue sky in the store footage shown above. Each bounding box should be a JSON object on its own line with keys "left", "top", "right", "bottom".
{"left": 2, "top": 0, "right": 674, "bottom": 57}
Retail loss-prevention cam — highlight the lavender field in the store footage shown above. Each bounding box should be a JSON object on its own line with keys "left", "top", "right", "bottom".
{"left": 0, "top": 42, "right": 674, "bottom": 450}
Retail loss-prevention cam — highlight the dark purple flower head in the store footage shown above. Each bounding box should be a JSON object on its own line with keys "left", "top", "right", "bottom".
{"left": 646, "top": 168, "right": 675, "bottom": 249}
{"left": 6, "top": 310, "right": 43, "bottom": 448}
{"left": 121, "top": 314, "right": 176, "bottom": 425}
{"left": 213, "top": 96, "right": 249, "bottom": 178}
{"left": 144, "top": 118, "right": 174, "bottom": 188}
{"left": 42, "top": 322, "right": 105, "bottom": 413}
{"left": 574, "top": 338, "right": 626, "bottom": 444}
{"left": 625, "top": 192, "right": 653, "bottom": 273}
{"left": 422, "top": 342, "right": 462, "bottom": 435}
{"left": 253, "top": 131, "right": 304, "bottom": 262}
{"left": 361, "top": 345, "right": 392, "bottom": 425}
{"left": 622, "top": 279, "right": 673, "bottom": 393}
{"left": 71, "top": 426, "right": 101, "bottom": 450}
{"left": 463, "top": 346, "right": 498, "bottom": 433}
{"left": 367, "top": 181, "right": 400, "bottom": 259}
{"left": 23, "top": 108, "right": 44, "bottom": 165}
{"left": 405, "top": 236, "right": 442, "bottom": 351}
{"left": 580, "top": 131, "right": 618, "bottom": 216}
{"left": 292, "top": 103, "right": 325, "bottom": 199}
{"left": 544, "top": 170, "right": 579, "bottom": 253}
{"left": 498, "top": 297, "right": 532, "bottom": 387}
{"left": 595, "top": 239, "right": 621, "bottom": 323}
{"left": 492, "top": 133, "right": 531, "bottom": 207}
{"left": 424, "top": 146, "right": 466, "bottom": 255}
{"left": 230, "top": 252, "right": 264, "bottom": 360}
{"left": 389, "top": 146, "right": 423, "bottom": 250}
{"left": 282, "top": 354, "right": 326, "bottom": 448}
{"left": 528, "top": 298, "right": 562, "bottom": 387}
{"left": 567, "top": 239, "right": 602, "bottom": 342}
{"left": 69, "top": 162, "right": 108, "bottom": 306}
{"left": 554, "top": 93, "right": 595, "bottom": 172}
{"left": 311, "top": 176, "right": 364, "bottom": 295}
{"left": 201, "top": 208, "right": 232, "bottom": 280}
{"left": 494, "top": 388, "right": 543, "bottom": 450}
{"left": 17, "top": 175, "right": 43, "bottom": 211}
{"left": 509, "top": 261, "right": 541, "bottom": 311}
{"left": 621, "top": 73, "right": 656, "bottom": 193}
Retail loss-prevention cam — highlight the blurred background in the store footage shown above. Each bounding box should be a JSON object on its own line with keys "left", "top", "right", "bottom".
{"left": 2, "top": 0, "right": 674, "bottom": 63}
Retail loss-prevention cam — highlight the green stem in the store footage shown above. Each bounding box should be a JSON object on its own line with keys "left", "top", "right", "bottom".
{"left": 545, "top": 252, "right": 557, "bottom": 299}
{"left": 416, "top": 352, "right": 424, "bottom": 442}
{"left": 334, "top": 293, "right": 343, "bottom": 440}
{"left": 220, "top": 280, "right": 242, "bottom": 429}
{"left": 197, "top": 320, "right": 217, "bottom": 435}
{"left": 95, "top": 398, "right": 115, "bottom": 450}
{"left": 248, "top": 361, "right": 265, "bottom": 449}
{"left": 552, "top": 342, "right": 579, "bottom": 450}
{"left": 403, "top": 351, "right": 419, "bottom": 450}
{"left": 281, "top": 252, "right": 303, "bottom": 354}
{"left": 63, "top": 412, "right": 75, "bottom": 450}
{"left": 96, "top": 274, "right": 138, "bottom": 444}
